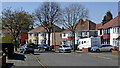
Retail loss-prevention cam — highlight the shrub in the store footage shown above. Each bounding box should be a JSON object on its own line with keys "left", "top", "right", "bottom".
{"left": 27, "top": 42, "right": 35, "bottom": 45}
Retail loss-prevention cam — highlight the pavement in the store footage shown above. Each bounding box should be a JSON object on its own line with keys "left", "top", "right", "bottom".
{"left": 6, "top": 52, "right": 42, "bottom": 68}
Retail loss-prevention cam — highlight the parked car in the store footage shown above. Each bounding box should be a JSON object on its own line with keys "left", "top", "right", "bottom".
{"left": 20, "top": 45, "right": 34, "bottom": 54}
{"left": 70, "top": 44, "right": 78, "bottom": 50}
{"left": 43, "top": 44, "right": 52, "bottom": 51}
{"left": 91, "top": 44, "right": 114, "bottom": 52}
{"left": 38, "top": 44, "right": 44, "bottom": 51}
{"left": 59, "top": 45, "right": 72, "bottom": 53}
{"left": 19, "top": 45, "right": 27, "bottom": 53}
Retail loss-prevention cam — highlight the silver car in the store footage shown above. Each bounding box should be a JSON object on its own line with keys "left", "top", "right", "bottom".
{"left": 59, "top": 45, "right": 72, "bottom": 53}
{"left": 91, "top": 45, "right": 114, "bottom": 52}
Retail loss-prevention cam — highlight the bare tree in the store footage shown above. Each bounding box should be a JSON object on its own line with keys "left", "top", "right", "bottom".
{"left": 2, "top": 8, "right": 35, "bottom": 51}
{"left": 61, "top": 4, "right": 89, "bottom": 51}
{"left": 35, "top": 2, "right": 61, "bottom": 46}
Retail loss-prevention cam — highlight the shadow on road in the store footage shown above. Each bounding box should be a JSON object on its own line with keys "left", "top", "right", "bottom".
{"left": 6, "top": 63, "right": 14, "bottom": 68}
{"left": 9, "top": 53, "right": 26, "bottom": 61}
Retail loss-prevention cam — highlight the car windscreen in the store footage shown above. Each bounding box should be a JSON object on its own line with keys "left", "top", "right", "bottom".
{"left": 38, "top": 45, "right": 43, "bottom": 47}
{"left": 98, "top": 45, "right": 102, "bottom": 48}
{"left": 63, "top": 45, "right": 69, "bottom": 47}
{"left": 27, "top": 46, "right": 33, "bottom": 48}
{"left": 44, "top": 45, "right": 48, "bottom": 46}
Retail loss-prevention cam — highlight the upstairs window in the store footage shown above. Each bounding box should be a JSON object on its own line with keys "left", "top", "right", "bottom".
{"left": 63, "top": 33, "right": 66, "bottom": 37}
{"left": 29, "top": 33, "right": 32, "bottom": 37}
{"left": 118, "top": 28, "right": 120, "bottom": 33}
{"left": 34, "top": 33, "right": 38, "bottom": 37}
{"left": 108, "top": 29, "right": 110, "bottom": 34}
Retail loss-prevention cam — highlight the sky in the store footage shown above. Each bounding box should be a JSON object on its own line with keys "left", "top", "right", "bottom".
{"left": 1, "top": 2, "right": 118, "bottom": 26}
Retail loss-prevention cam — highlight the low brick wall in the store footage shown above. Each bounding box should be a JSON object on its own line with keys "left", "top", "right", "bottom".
{"left": 82, "top": 48, "right": 89, "bottom": 52}
{"left": 51, "top": 45, "right": 59, "bottom": 51}
{"left": 82, "top": 48, "right": 91, "bottom": 52}
{"left": 112, "top": 50, "right": 120, "bottom": 55}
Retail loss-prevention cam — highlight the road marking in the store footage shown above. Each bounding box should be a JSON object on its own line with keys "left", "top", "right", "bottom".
{"left": 31, "top": 54, "right": 47, "bottom": 68}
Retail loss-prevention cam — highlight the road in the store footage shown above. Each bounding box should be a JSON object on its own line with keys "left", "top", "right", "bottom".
{"left": 34, "top": 50, "right": 118, "bottom": 67}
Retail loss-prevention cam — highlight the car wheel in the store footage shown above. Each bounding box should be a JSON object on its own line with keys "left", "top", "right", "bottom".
{"left": 20, "top": 51, "right": 23, "bottom": 53}
{"left": 91, "top": 50, "right": 93, "bottom": 52}
{"left": 32, "top": 52, "right": 34, "bottom": 54}
{"left": 96, "top": 49, "right": 100, "bottom": 52}
{"left": 110, "top": 49, "right": 113, "bottom": 52}
{"left": 24, "top": 51, "right": 27, "bottom": 54}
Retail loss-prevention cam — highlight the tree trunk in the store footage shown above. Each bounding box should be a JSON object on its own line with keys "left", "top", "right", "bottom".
{"left": 14, "top": 38, "right": 17, "bottom": 51}
{"left": 48, "top": 32, "right": 51, "bottom": 46}
{"left": 72, "top": 32, "right": 76, "bottom": 52}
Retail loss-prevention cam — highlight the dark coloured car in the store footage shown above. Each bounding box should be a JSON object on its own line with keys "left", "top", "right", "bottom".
{"left": 70, "top": 44, "right": 78, "bottom": 50}
{"left": 19, "top": 45, "right": 26, "bottom": 53}
{"left": 43, "top": 44, "right": 52, "bottom": 51}
{"left": 20, "top": 45, "right": 34, "bottom": 54}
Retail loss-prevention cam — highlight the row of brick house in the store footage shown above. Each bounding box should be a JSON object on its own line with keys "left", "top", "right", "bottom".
{"left": 1, "top": 12, "right": 119, "bottom": 50}
{"left": 27, "top": 19, "right": 98, "bottom": 47}
{"left": 26, "top": 12, "right": 119, "bottom": 50}
{"left": 61, "top": 19, "right": 98, "bottom": 46}
{"left": 61, "top": 13, "right": 120, "bottom": 49}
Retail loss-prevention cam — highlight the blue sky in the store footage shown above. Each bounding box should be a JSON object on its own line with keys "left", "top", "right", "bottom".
{"left": 2, "top": 2, "right": 118, "bottom": 25}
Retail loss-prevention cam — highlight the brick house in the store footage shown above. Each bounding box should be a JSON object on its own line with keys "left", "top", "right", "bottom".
{"left": 61, "top": 19, "right": 97, "bottom": 45}
{"left": 28, "top": 24, "right": 63, "bottom": 47}
{"left": 97, "top": 12, "right": 120, "bottom": 47}
{"left": 19, "top": 33, "right": 28, "bottom": 45}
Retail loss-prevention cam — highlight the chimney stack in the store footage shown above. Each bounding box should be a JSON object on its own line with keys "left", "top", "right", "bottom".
{"left": 79, "top": 19, "right": 83, "bottom": 24}
{"left": 118, "top": 12, "right": 120, "bottom": 18}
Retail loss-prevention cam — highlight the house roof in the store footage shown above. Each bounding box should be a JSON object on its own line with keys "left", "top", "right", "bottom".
{"left": 76, "top": 20, "right": 90, "bottom": 32}
{"left": 98, "top": 16, "right": 119, "bottom": 29}
{"left": 96, "top": 23, "right": 103, "bottom": 30}
{"left": 112, "top": 17, "right": 120, "bottom": 27}
{"left": 28, "top": 26, "right": 47, "bottom": 33}
{"left": 28, "top": 24, "right": 63, "bottom": 33}
{"left": 62, "top": 19, "right": 96, "bottom": 33}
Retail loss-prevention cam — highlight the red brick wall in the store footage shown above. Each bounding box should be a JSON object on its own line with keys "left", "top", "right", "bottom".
{"left": 19, "top": 33, "right": 28, "bottom": 45}
{"left": 112, "top": 50, "right": 120, "bottom": 55}
{"left": 82, "top": 48, "right": 89, "bottom": 52}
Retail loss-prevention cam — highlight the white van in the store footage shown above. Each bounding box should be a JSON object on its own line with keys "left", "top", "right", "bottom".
{"left": 77, "top": 37, "right": 101, "bottom": 50}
